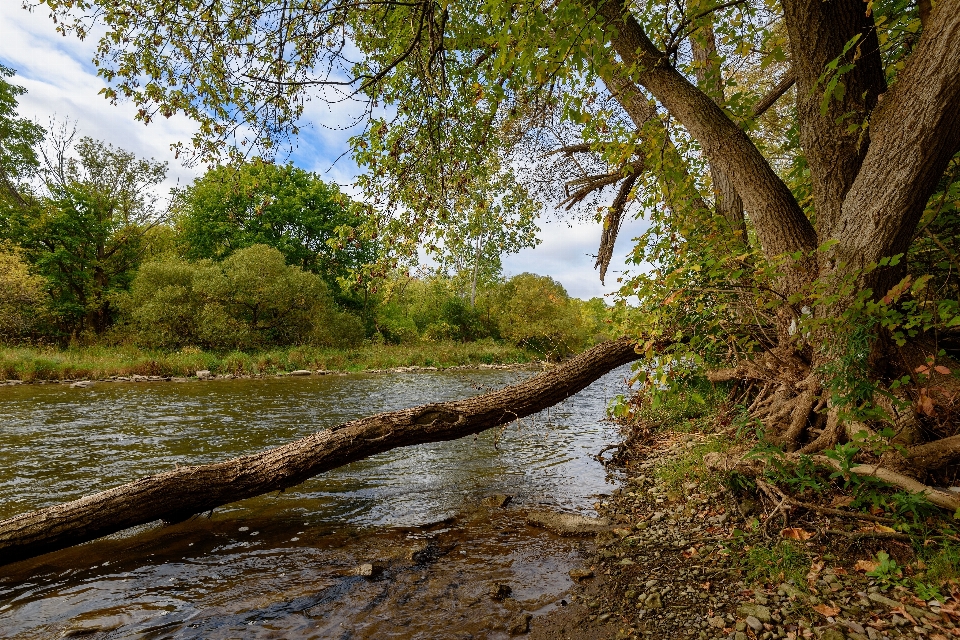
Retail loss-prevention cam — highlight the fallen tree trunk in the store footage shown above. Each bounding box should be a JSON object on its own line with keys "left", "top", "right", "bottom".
{"left": 0, "top": 338, "right": 640, "bottom": 567}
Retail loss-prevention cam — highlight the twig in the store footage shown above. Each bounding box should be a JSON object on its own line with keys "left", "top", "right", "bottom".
{"left": 755, "top": 479, "right": 895, "bottom": 523}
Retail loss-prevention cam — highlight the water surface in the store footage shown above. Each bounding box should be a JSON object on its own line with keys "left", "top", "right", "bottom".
{"left": 0, "top": 366, "right": 630, "bottom": 638}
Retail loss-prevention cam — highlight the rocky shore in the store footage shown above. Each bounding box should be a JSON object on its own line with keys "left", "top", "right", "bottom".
{"left": 526, "top": 430, "right": 959, "bottom": 640}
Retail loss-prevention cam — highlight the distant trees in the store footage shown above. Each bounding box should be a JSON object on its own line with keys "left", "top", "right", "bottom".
{"left": 0, "top": 65, "right": 43, "bottom": 209}
{"left": 174, "top": 159, "right": 375, "bottom": 308}
{"left": 0, "top": 63, "right": 610, "bottom": 356}
{"left": 5, "top": 128, "right": 168, "bottom": 336}
{"left": 125, "top": 244, "right": 364, "bottom": 349}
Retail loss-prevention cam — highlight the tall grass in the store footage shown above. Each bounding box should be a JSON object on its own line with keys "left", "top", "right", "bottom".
{"left": 0, "top": 339, "right": 538, "bottom": 381}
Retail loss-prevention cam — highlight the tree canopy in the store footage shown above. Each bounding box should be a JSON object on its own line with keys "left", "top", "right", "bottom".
{"left": 24, "top": 0, "right": 960, "bottom": 484}
{"left": 174, "top": 159, "right": 374, "bottom": 298}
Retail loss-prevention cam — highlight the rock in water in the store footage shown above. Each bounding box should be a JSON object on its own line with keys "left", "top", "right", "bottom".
{"left": 490, "top": 582, "right": 512, "bottom": 600}
{"left": 195, "top": 370, "right": 212, "bottom": 379}
{"left": 70, "top": 380, "right": 94, "bottom": 389}
{"left": 508, "top": 612, "right": 533, "bottom": 635}
{"left": 525, "top": 510, "right": 611, "bottom": 536}
{"left": 356, "top": 563, "right": 382, "bottom": 578}
{"left": 289, "top": 370, "right": 312, "bottom": 376}
{"left": 482, "top": 494, "right": 513, "bottom": 508}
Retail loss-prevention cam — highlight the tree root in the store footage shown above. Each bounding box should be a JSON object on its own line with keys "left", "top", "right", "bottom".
{"left": 813, "top": 455, "right": 960, "bottom": 511}
{"left": 755, "top": 479, "right": 895, "bottom": 523}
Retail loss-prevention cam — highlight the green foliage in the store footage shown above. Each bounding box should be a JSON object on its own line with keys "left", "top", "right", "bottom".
{"left": 0, "top": 65, "right": 44, "bottom": 207}
{"left": 740, "top": 539, "right": 811, "bottom": 587}
{"left": 866, "top": 551, "right": 903, "bottom": 589}
{"left": 1, "top": 132, "right": 167, "bottom": 338}
{"left": 0, "top": 243, "right": 48, "bottom": 343}
{"left": 495, "top": 272, "right": 587, "bottom": 358}
{"left": 174, "top": 159, "right": 374, "bottom": 307}
{"left": 125, "top": 245, "right": 355, "bottom": 349}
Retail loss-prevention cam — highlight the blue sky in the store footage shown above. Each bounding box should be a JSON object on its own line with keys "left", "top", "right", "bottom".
{"left": 0, "top": 3, "right": 648, "bottom": 299}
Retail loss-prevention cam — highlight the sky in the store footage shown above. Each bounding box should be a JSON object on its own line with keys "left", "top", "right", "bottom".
{"left": 0, "top": 3, "right": 649, "bottom": 299}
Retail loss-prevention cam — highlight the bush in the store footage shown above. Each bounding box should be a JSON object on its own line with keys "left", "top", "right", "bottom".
{"left": 125, "top": 245, "right": 362, "bottom": 349}
{"left": 495, "top": 272, "right": 587, "bottom": 357}
{"left": 0, "top": 244, "right": 48, "bottom": 343}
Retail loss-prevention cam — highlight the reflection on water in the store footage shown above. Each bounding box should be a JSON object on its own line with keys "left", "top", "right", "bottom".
{"left": 0, "top": 366, "right": 631, "bottom": 639}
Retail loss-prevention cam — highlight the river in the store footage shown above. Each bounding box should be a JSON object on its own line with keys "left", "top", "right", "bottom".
{"left": 0, "top": 366, "right": 631, "bottom": 639}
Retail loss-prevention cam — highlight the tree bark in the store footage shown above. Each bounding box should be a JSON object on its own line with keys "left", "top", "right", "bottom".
{"left": 780, "top": 0, "right": 886, "bottom": 240}
{"left": 591, "top": 0, "right": 817, "bottom": 290}
{"left": 0, "top": 337, "right": 640, "bottom": 567}
{"left": 831, "top": 1, "right": 960, "bottom": 295}
{"left": 690, "top": 23, "right": 748, "bottom": 250}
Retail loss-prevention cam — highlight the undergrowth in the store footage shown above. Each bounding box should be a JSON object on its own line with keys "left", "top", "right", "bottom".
{"left": 625, "top": 374, "right": 960, "bottom": 598}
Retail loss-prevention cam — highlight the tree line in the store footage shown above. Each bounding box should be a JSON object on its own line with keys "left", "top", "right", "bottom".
{"left": 0, "top": 67, "right": 612, "bottom": 356}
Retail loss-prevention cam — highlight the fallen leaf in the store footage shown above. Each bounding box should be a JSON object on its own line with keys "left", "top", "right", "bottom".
{"left": 682, "top": 547, "right": 699, "bottom": 559}
{"left": 812, "top": 603, "right": 840, "bottom": 617}
{"left": 916, "top": 364, "right": 931, "bottom": 375}
{"left": 918, "top": 388, "right": 937, "bottom": 417}
{"left": 781, "top": 527, "right": 814, "bottom": 540}
{"left": 833, "top": 567, "right": 848, "bottom": 575}
{"left": 807, "top": 560, "right": 824, "bottom": 589}
{"left": 831, "top": 495, "right": 855, "bottom": 508}
{"left": 855, "top": 559, "right": 880, "bottom": 572}
{"left": 858, "top": 524, "right": 897, "bottom": 534}
{"left": 935, "top": 365, "right": 952, "bottom": 375}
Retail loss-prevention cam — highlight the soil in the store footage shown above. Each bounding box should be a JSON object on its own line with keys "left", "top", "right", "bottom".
{"left": 523, "top": 430, "right": 960, "bottom": 640}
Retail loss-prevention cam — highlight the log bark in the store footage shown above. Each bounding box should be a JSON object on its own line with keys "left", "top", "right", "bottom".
{"left": 0, "top": 337, "right": 640, "bottom": 567}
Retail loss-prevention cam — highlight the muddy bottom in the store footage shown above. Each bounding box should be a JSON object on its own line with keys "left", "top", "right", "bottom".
{"left": 1, "top": 502, "right": 590, "bottom": 639}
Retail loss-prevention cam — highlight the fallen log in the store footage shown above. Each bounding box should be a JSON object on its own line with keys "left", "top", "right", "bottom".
{"left": 0, "top": 337, "right": 640, "bottom": 566}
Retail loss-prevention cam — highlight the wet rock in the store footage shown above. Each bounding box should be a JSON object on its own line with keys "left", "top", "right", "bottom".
{"left": 70, "top": 380, "right": 94, "bottom": 389}
{"left": 171, "top": 377, "right": 190, "bottom": 383}
{"left": 355, "top": 563, "right": 382, "bottom": 578}
{"left": 525, "top": 510, "right": 611, "bottom": 536}
{"left": 289, "top": 369, "right": 312, "bottom": 376}
{"left": 483, "top": 494, "right": 513, "bottom": 508}
{"left": 738, "top": 603, "right": 772, "bottom": 623}
{"left": 569, "top": 568, "right": 594, "bottom": 581}
{"left": 61, "top": 616, "right": 125, "bottom": 636}
{"left": 508, "top": 612, "right": 533, "bottom": 635}
{"left": 490, "top": 582, "right": 512, "bottom": 600}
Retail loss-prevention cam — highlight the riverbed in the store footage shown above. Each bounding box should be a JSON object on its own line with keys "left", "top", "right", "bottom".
{"left": 0, "top": 366, "right": 632, "bottom": 638}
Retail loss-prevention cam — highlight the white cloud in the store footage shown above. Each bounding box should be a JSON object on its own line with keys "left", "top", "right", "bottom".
{"left": 0, "top": 4, "right": 649, "bottom": 298}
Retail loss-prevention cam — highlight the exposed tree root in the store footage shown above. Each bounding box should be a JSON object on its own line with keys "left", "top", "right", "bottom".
{"left": 711, "top": 343, "right": 960, "bottom": 512}
{"left": 813, "top": 455, "right": 960, "bottom": 511}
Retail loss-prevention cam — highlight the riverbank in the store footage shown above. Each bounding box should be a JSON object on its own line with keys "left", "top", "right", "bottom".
{"left": 529, "top": 382, "right": 960, "bottom": 639}
{"left": 0, "top": 340, "right": 540, "bottom": 383}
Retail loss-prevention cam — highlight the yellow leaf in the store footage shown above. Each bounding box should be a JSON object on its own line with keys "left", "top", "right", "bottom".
{"left": 812, "top": 604, "right": 840, "bottom": 617}
{"left": 781, "top": 527, "right": 814, "bottom": 540}
{"left": 855, "top": 559, "right": 880, "bottom": 572}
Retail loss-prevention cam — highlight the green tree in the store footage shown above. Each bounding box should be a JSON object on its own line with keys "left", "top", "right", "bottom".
{"left": 433, "top": 166, "right": 541, "bottom": 306}
{"left": 174, "top": 159, "right": 375, "bottom": 306}
{"left": 34, "top": 0, "right": 960, "bottom": 470}
{"left": 0, "top": 66, "right": 44, "bottom": 215}
{"left": 3, "top": 128, "right": 167, "bottom": 337}
{"left": 496, "top": 273, "right": 586, "bottom": 357}
{"left": 0, "top": 243, "right": 48, "bottom": 343}
{"left": 127, "top": 244, "right": 362, "bottom": 349}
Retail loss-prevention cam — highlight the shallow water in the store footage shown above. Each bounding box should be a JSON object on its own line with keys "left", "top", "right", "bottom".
{"left": 0, "top": 366, "right": 631, "bottom": 638}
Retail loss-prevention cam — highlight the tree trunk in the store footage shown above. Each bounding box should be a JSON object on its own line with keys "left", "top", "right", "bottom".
{"left": 0, "top": 337, "right": 640, "bottom": 567}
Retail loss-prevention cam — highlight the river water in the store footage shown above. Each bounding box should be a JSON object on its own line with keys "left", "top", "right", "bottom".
{"left": 0, "top": 366, "right": 631, "bottom": 639}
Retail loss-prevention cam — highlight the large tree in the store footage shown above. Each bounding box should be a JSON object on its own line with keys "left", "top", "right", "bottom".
{"left": 174, "top": 159, "right": 375, "bottom": 307}
{"left": 19, "top": 0, "right": 960, "bottom": 525}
